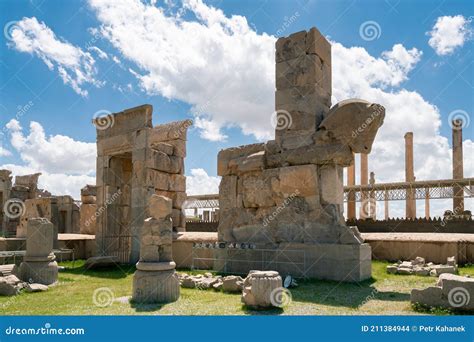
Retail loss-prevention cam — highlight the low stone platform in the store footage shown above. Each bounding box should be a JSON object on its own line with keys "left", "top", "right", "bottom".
{"left": 172, "top": 232, "right": 217, "bottom": 270}
{"left": 363, "top": 233, "right": 474, "bottom": 264}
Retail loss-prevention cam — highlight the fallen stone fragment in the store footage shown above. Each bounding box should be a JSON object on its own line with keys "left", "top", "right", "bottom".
{"left": 411, "top": 274, "right": 474, "bottom": 311}
{"left": 0, "top": 275, "right": 25, "bottom": 296}
{"left": 25, "top": 283, "right": 48, "bottom": 292}
{"left": 241, "top": 270, "right": 282, "bottom": 308}
{"left": 222, "top": 276, "right": 244, "bottom": 293}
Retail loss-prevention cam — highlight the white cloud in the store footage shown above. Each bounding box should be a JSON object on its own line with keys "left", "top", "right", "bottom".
{"left": 0, "top": 147, "right": 12, "bottom": 157}
{"left": 88, "top": 0, "right": 275, "bottom": 141}
{"left": 186, "top": 168, "right": 220, "bottom": 195}
{"left": 9, "top": 17, "right": 102, "bottom": 96}
{"left": 88, "top": 46, "right": 108, "bottom": 59}
{"left": 5, "top": 119, "right": 96, "bottom": 175}
{"left": 428, "top": 15, "right": 472, "bottom": 55}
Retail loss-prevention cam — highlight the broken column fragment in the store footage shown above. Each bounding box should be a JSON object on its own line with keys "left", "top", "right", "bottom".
{"left": 19, "top": 218, "right": 58, "bottom": 285}
{"left": 132, "top": 195, "right": 180, "bottom": 304}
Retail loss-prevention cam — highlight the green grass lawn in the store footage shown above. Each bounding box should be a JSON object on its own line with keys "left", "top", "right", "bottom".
{"left": 1, "top": 261, "right": 473, "bottom": 315}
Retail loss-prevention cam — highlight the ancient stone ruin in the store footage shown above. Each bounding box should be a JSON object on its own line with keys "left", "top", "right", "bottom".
{"left": 411, "top": 273, "right": 474, "bottom": 311}
{"left": 387, "top": 256, "right": 458, "bottom": 276}
{"left": 132, "top": 195, "right": 180, "bottom": 303}
{"left": 80, "top": 185, "right": 97, "bottom": 235}
{"left": 94, "top": 105, "right": 191, "bottom": 263}
{"left": 214, "top": 27, "right": 385, "bottom": 281}
{"left": 19, "top": 218, "right": 58, "bottom": 285}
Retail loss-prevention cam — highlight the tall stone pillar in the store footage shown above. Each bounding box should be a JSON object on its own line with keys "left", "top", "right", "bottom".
{"left": 19, "top": 218, "right": 58, "bottom": 285}
{"left": 132, "top": 195, "right": 180, "bottom": 304}
{"left": 369, "top": 172, "right": 376, "bottom": 219}
{"left": 452, "top": 119, "right": 464, "bottom": 212}
{"left": 359, "top": 153, "right": 368, "bottom": 219}
{"left": 425, "top": 188, "right": 430, "bottom": 218}
{"left": 384, "top": 190, "right": 389, "bottom": 220}
{"left": 404, "top": 132, "right": 416, "bottom": 218}
{"left": 346, "top": 154, "right": 356, "bottom": 220}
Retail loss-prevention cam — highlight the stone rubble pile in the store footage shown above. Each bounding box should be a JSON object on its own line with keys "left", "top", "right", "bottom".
{"left": 0, "top": 274, "right": 49, "bottom": 296}
{"left": 386, "top": 256, "right": 457, "bottom": 276}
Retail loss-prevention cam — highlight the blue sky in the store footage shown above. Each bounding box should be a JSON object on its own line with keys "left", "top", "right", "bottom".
{"left": 0, "top": 0, "right": 472, "bottom": 216}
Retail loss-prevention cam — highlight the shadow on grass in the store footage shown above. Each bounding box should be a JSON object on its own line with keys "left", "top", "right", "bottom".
{"left": 59, "top": 260, "right": 135, "bottom": 279}
{"left": 291, "top": 277, "right": 409, "bottom": 309}
{"left": 130, "top": 301, "right": 166, "bottom": 312}
{"left": 242, "top": 305, "right": 284, "bottom": 315}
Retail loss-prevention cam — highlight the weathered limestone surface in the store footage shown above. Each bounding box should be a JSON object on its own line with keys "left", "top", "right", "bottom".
{"left": 387, "top": 256, "right": 458, "bottom": 276}
{"left": 215, "top": 27, "right": 385, "bottom": 282}
{"left": 0, "top": 275, "right": 25, "bottom": 296}
{"left": 411, "top": 274, "right": 474, "bottom": 311}
{"left": 19, "top": 218, "right": 58, "bottom": 285}
{"left": 241, "top": 270, "right": 282, "bottom": 308}
{"left": 132, "top": 195, "right": 180, "bottom": 303}
{"left": 94, "top": 105, "right": 191, "bottom": 263}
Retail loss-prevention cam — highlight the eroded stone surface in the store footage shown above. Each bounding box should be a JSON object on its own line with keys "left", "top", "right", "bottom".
{"left": 215, "top": 27, "right": 384, "bottom": 282}
{"left": 411, "top": 273, "right": 474, "bottom": 311}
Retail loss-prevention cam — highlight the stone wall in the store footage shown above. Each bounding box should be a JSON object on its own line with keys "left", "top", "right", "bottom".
{"left": 94, "top": 105, "right": 191, "bottom": 263}
{"left": 215, "top": 27, "right": 385, "bottom": 282}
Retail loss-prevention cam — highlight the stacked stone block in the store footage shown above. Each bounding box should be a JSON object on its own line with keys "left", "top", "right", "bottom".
{"left": 16, "top": 198, "right": 59, "bottom": 248}
{"left": 94, "top": 105, "right": 191, "bottom": 263}
{"left": 80, "top": 185, "right": 97, "bottom": 235}
{"left": 132, "top": 195, "right": 180, "bottom": 303}
{"left": 19, "top": 218, "right": 58, "bottom": 285}
{"left": 215, "top": 27, "right": 385, "bottom": 282}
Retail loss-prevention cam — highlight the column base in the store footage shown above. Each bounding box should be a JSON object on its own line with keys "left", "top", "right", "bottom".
{"left": 19, "top": 260, "right": 58, "bottom": 285}
{"left": 132, "top": 268, "right": 180, "bottom": 304}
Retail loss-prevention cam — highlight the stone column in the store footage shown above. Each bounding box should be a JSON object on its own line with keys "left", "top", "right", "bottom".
{"left": 346, "top": 154, "right": 356, "bottom": 220}
{"left": 19, "top": 218, "right": 58, "bottom": 285}
{"left": 425, "top": 187, "right": 430, "bottom": 218}
{"left": 404, "top": 132, "right": 416, "bottom": 219}
{"left": 274, "top": 28, "right": 331, "bottom": 149}
{"left": 384, "top": 190, "right": 389, "bottom": 220}
{"left": 132, "top": 195, "right": 180, "bottom": 304}
{"left": 359, "top": 153, "right": 368, "bottom": 219}
{"left": 452, "top": 119, "right": 464, "bottom": 212}
{"left": 369, "top": 172, "right": 376, "bottom": 219}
